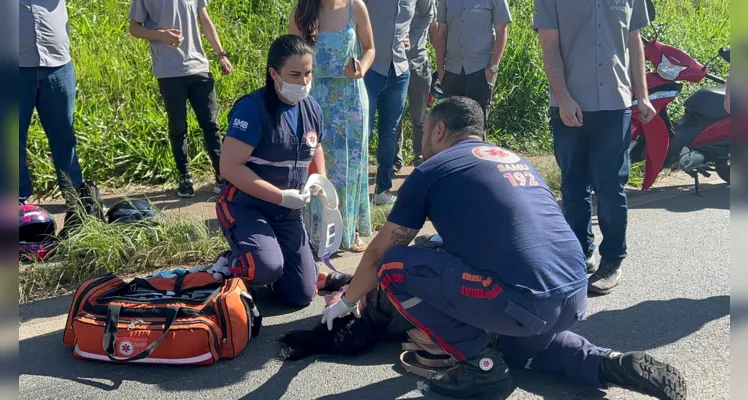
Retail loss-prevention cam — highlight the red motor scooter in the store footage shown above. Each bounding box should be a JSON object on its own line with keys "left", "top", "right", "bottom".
{"left": 629, "top": 5, "right": 730, "bottom": 195}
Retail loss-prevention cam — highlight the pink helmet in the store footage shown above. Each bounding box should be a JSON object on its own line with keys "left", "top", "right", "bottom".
{"left": 19, "top": 204, "right": 58, "bottom": 262}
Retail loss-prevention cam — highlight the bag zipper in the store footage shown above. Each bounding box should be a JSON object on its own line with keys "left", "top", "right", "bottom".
{"left": 97, "top": 287, "right": 221, "bottom": 306}
{"left": 68, "top": 275, "right": 116, "bottom": 331}
{"left": 215, "top": 279, "right": 237, "bottom": 350}
{"left": 82, "top": 316, "right": 221, "bottom": 356}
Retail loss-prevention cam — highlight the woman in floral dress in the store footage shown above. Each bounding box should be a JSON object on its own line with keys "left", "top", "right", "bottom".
{"left": 290, "top": 0, "right": 375, "bottom": 252}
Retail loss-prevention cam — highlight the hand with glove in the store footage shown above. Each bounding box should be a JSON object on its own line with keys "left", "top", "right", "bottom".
{"left": 321, "top": 293, "right": 361, "bottom": 331}
{"left": 207, "top": 255, "right": 231, "bottom": 280}
{"left": 279, "top": 188, "right": 311, "bottom": 210}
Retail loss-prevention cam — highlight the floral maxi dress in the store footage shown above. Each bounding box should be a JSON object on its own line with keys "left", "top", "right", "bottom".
{"left": 305, "top": 0, "right": 372, "bottom": 251}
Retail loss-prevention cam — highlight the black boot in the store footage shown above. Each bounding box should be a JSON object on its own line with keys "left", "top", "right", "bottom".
{"left": 429, "top": 346, "right": 516, "bottom": 399}
{"left": 599, "top": 351, "right": 686, "bottom": 400}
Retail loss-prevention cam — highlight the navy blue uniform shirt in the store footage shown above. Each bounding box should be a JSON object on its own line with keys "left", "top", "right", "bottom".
{"left": 387, "top": 139, "right": 588, "bottom": 299}
{"left": 223, "top": 88, "right": 323, "bottom": 198}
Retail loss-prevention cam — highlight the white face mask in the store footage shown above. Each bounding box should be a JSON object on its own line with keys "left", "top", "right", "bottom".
{"left": 276, "top": 75, "right": 312, "bottom": 103}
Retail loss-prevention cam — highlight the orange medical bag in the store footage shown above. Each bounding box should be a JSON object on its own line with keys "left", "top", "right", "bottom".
{"left": 62, "top": 271, "right": 262, "bottom": 365}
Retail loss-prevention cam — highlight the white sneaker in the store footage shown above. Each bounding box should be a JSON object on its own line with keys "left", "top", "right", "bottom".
{"left": 374, "top": 191, "right": 397, "bottom": 205}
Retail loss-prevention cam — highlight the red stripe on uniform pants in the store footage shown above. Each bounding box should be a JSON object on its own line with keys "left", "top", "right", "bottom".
{"left": 382, "top": 290, "right": 467, "bottom": 361}
{"left": 378, "top": 262, "right": 404, "bottom": 279}
{"left": 460, "top": 284, "right": 502, "bottom": 299}
{"left": 215, "top": 200, "right": 230, "bottom": 230}
{"left": 380, "top": 273, "right": 404, "bottom": 290}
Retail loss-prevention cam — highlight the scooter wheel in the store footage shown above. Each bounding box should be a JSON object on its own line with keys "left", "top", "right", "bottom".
{"left": 716, "top": 158, "right": 730, "bottom": 184}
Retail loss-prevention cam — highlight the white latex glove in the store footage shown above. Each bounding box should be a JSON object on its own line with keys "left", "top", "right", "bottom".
{"left": 207, "top": 256, "right": 231, "bottom": 280}
{"left": 321, "top": 297, "right": 361, "bottom": 331}
{"left": 280, "top": 189, "right": 311, "bottom": 209}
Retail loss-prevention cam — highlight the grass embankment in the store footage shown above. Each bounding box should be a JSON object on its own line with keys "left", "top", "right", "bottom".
{"left": 25, "top": 0, "right": 729, "bottom": 196}
{"left": 20, "top": 0, "right": 730, "bottom": 301}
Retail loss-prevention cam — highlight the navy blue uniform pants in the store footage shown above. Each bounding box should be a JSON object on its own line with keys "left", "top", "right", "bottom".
{"left": 551, "top": 108, "right": 632, "bottom": 263}
{"left": 378, "top": 246, "right": 610, "bottom": 388}
{"left": 216, "top": 185, "right": 318, "bottom": 307}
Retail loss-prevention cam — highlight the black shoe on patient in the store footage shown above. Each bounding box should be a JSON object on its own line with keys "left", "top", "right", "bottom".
{"left": 430, "top": 345, "right": 516, "bottom": 399}
{"left": 322, "top": 271, "right": 353, "bottom": 292}
{"left": 599, "top": 351, "right": 686, "bottom": 400}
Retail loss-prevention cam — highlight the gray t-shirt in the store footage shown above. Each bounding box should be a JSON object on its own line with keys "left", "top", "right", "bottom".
{"left": 533, "top": 0, "right": 650, "bottom": 111}
{"left": 437, "top": 0, "right": 512, "bottom": 76}
{"left": 19, "top": 0, "right": 72, "bottom": 68}
{"left": 129, "top": 0, "right": 211, "bottom": 79}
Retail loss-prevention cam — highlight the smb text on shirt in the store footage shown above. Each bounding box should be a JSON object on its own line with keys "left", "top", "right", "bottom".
{"left": 129, "top": 0, "right": 211, "bottom": 79}
{"left": 533, "top": 0, "right": 651, "bottom": 111}
{"left": 19, "top": 0, "right": 72, "bottom": 68}
{"left": 365, "top": 0, "right": 424, "bottom": 76}
{"left": 437, "top": 0, "right": 512, "bottom": 76}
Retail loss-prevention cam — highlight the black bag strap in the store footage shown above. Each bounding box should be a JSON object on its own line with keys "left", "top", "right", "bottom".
{"left": 102, "top": 304, "right": 180, "bottom": 362}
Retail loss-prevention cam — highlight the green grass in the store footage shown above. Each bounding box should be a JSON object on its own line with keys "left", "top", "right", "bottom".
{"left": 25, "top": 0, "right": 729, "bottom": 197}
{"left": 19, "top": 200, "right": 226, "bottom": 302}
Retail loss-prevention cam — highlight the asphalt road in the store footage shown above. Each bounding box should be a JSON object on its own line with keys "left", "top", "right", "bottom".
{"left": 19, "top": 184, "right": 730, "bottom": 400}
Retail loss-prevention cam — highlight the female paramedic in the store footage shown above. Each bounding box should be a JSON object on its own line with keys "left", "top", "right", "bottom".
{"left": 215, "top": 34, "right": 330, "bottom": 307}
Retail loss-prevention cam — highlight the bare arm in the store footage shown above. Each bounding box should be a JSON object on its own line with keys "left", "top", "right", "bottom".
{"left": 198, "top": 8, "right": 225, "bottom": 56}
{"left": 353, "top": 0, "right": 376, "bottom": 74}
{"left": 629, "top": 30, "right": 648, "bottom": 100}
{"left": 537, "top": 29, "right": 572, "bottom": 104}
{"left": 434, "top": 23, "right": 448, "bottom": 77}
{"left": 428, "top": 17, "right": 438, "bottom": 44}
{"left": 490, "top": 24, "right": 509, "bottom": 66}
{"left": 219, "top": 137, "right": 284, "bottom": 205}
{"left": 343, "top": 222, "right": 419, "bottom": 303}
{"left": 311, "top": 145, "right": 326, "bottom": 178}
{"left": 128, "top": 19, "right": 168, "bottom": 41}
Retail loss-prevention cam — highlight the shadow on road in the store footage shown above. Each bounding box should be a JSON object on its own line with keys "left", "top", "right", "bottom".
{"left": 573, "top": 295, "right": 730, "bottom": 353}
{"left": 630, "top": 184, "right": 729, "bottom": 212}
{"left": 20, "top": 313, "right": 327, "bottom": 394}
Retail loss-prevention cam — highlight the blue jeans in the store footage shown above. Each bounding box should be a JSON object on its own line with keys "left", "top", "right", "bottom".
{"left": 550, "top": 108, "right": 632, "bottom": 263}
{"left": 19, "top": 62, "right": 83, "bottom": 200}
{"left": 364, "top": 64, "right": 410, "bottom": 193}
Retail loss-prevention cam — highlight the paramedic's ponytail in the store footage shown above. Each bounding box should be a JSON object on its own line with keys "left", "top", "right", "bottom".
{"left": 265, "top": 35, "right": 314, "bottom": 127}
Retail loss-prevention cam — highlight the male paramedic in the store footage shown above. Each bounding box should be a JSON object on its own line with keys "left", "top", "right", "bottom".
{"left": 322, "top": 96, "right": 686, "bottom": 400}
{"left": 534, "top": 0, "right": 656, "bottom": 294}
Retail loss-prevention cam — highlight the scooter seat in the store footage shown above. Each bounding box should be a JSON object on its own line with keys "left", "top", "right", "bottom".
{"left": 683, "top": 84, "right": 728, "bottom": 121}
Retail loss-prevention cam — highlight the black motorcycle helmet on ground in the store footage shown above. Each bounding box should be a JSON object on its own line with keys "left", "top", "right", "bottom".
{"left": 106, "top": 199, "right": 158, "bottom": 224}
{"left": 19, "top": 204, "right": 58, "bottom": 262}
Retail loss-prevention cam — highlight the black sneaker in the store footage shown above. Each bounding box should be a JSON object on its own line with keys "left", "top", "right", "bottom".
{"left": 430, "top": 346, "right": 516, "bottom": 399}
{"left": 177, "top": 175, "right": 195, "bottom": 198}
{"left": 599, "top": 351, "right": 686, "bottom": 400}
{"left": 588, "top": 259, "right": 622, "bottom": 295}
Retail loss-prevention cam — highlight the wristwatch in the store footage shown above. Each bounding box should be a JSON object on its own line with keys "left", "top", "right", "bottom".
{"left": 217, "top": 51, "right": 228, "bottom": 59}
{"left": 489, "top": 63, "right": 499, "bottom": 74}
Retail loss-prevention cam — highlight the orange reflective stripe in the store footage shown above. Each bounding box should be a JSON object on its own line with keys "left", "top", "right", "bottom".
{"left": 378, "top": 262, "right": 404, "bottom": 278}
{"left": 245, "top": 253, "right": 256, "bottom": 281}
{"left": 220, "top": 200, "right": 235, "bottom": 224}
{"left": 227, "top": 186, "right": 237, "bottom": 202}
{"left": 482, "top": 277, "right": 493, "bottom": 287}
{"left": 461, "top": 273, "right": 482, "bottom": 282}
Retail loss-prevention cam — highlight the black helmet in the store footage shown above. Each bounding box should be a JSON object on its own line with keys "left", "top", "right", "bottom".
{"left": 19, "top": 204, "right": 58, "bottom": 262}
{"left": 106, "top": 199, "right": 157, "bottom": 224}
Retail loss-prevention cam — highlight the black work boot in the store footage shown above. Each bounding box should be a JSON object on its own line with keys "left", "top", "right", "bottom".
{"left": 322, "top": 271, "right": 353, "bottom": 292}
{"left": 599, "top": 351, "right": 686, "bottom": 400}
{"left": 430, "top": 346, "right": 516, "bottom": 399}
{"left": 588, "top": 259, "right": 622, "bottom": 295}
